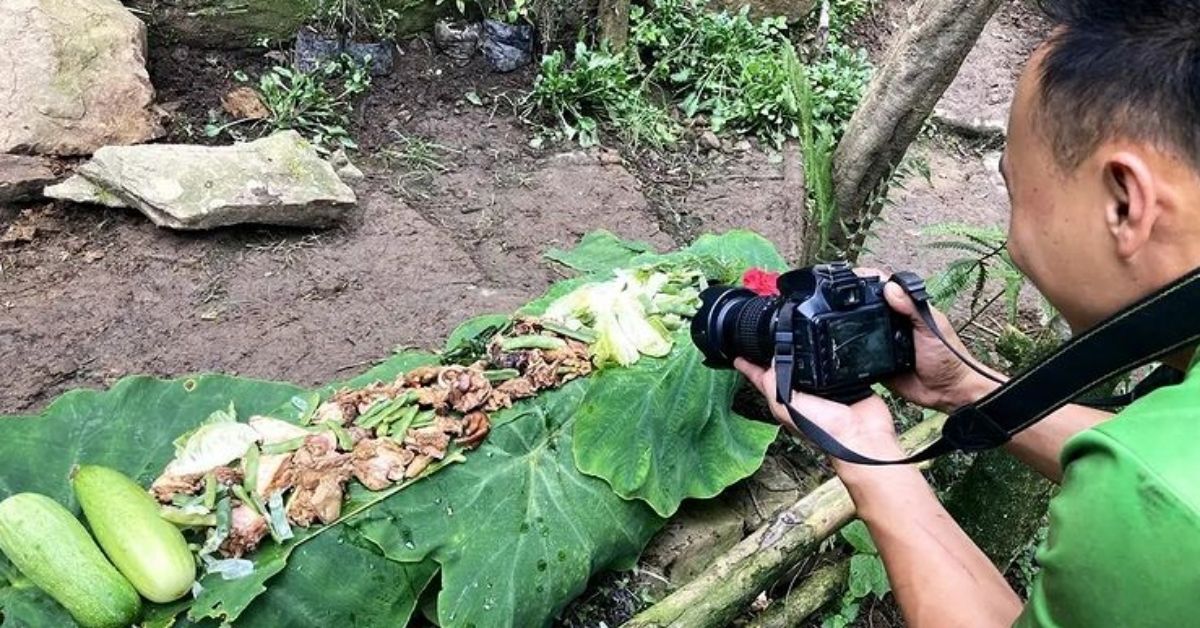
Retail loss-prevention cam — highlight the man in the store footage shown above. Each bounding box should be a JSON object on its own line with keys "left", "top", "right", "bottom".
{"left": 738, "top": 1, "right": 1200, "bottom": 625}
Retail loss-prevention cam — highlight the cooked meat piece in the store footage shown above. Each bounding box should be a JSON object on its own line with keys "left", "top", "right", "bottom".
{"left": 351, "top": 438, "right": 415, "bottom": 491}
{"left": 435, "top": 415, "right": 464, "bottom": 436}
{"left": 150, "top": 473, "right": 202, "bottom": 503}
{"left": 489, "top": 348, "right": 531, "bottom": 371}
{"left": 285, "top": 436, "right": 352, "bottom": 527}
{"left": 404, "top": 425, "right": 451, "bottom": 460}
{"left": 403, "top": 366, "right": 441, "bottom": 387}
{"left": 213, "top": 466, "right": 244, "bottom": 487}
{"left": 524, "top": 354, "right": 561, "bottom": 389}
{"left": 484, "top": 391, "right": 513, "bottom": 412}
{"left": 457, "top": 411, "right": 490, "bottom": 449}
{"left": 415, "top": 386, "right": 449, "bottom": 409}
{"left": 255, "top": 452, "right": 294, "bottom": 499}
{"left": 220, "top": 504, "right": 269, "bottom": 558}
{"left": 444, "top": 368, "right": 492, "bottom": 413}
{"left": 496, "top": 377, "right": 537, "bottom": 399}
{"left": 405, "top": 454, "right": 433, "bottom": 478}
{"left": 313, "top": 401, "right": 348, "bottom": 426}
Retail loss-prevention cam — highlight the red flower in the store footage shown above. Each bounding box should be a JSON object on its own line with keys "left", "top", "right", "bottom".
{"left": 742, "top": 268, "right": 781, "bottom": 296}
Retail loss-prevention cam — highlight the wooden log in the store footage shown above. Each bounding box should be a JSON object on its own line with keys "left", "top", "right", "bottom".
{"left": 625, "top": 416, "right": 945, "bottom": 628}
{"left": 745, "top": 558, "right": 849, "bottom": 628}
{"left": 597, "top": 0, "right": 630, "bottom": 51}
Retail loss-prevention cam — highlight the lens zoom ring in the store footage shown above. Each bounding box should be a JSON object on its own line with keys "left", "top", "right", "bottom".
{"left": 735, "top": 297, "right": 776, "bottom": 364}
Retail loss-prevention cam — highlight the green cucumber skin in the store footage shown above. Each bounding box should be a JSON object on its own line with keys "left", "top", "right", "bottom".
{"left": 73, "top": 465, "right": 196, "bottom": 604}
{"left": 0, "top": 493, "right": 142, "bottom": 628}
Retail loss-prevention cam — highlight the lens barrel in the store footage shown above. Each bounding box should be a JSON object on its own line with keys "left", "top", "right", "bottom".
{"left": 691, "top": 286, "right": 779, "bottom": 368}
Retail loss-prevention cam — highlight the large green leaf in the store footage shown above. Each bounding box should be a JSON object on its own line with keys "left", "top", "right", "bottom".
{"left": 556, "top": 230, "right": 787, "bottom": 517}
{"left": 543, "top": 230, "right": 654, "bottom": 274}
{"left": 572, "top": 337, "right": 778, "bottom": 517}
{"left": 349, "top": 380, "right": 664, "bottom": 628}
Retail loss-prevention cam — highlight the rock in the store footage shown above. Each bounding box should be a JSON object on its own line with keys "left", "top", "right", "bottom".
{"left": 45, "top": 175, "right": 129, "bottom": 208}
{"left": 434, "top": 20, "right": 482, "bottom": 64}
{"left": 0, "top": 0, "right": 163, "bottom": 156}
{"left": 708, "top": 0, "right": 816, "bottom": 23}
{"left": 221, "top": 87, "right": 270, "bottom": 121}
{"left": 0, "top": 155, "right": 59, "bottom": 204}
{"left": 699, "top": 131, "right": 722, "bottom": 151}
{"left": 328, "top": 149, "right": 365, "bottom": 183}
{"left": 64, "top": 131, "right": 356, "bottom": 230}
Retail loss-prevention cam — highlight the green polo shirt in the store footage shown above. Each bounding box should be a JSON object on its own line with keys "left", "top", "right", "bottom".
{"left": 1016, "top": 353, "right": 1200, "bottom": 627}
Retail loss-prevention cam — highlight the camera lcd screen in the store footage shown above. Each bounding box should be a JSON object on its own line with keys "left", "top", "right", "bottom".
{"left": 827, "top": 310, "right": 894, "bottom": 381}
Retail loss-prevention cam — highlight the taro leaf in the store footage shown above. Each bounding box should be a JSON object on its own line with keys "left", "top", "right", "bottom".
{"left": 572, "top": 336, "right": 778, "bottom": 517}
{"left": 330, "top": 350, "right": 441, "bottom": 392}
{"left": 349, "top": 380, "right": 665, "bottom": 628}
{"left": 0, "top": 374, "right": 304, "bottom": 506}
{"left": 543, "top": 230, "right": 654, "bottom": 274}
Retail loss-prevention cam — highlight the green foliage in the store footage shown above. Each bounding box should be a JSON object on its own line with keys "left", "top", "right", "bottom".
{"left": 923, "top": 223, "right": 1030, "bottom": 323}
{"left": 630, "top": 0, "right": 800, "bottom": 144}
{"left": 527, "top": 0, "right": 873, "bottom": 149}
{"left": 807, "top": 41, "right": 873, "bottom": 137}
{"left": 309, "top": 0, "right": 403, "bottom": 40}
{"left": 213, "top": 56, "right": 371, "bottom": 152}
{"left": 823, "top": 520, "right": 890, "bottom": 628}
{"left": 0, "top": 231, "right": 785, "bottom": 628}
{"left": 526, "top": 43, "right": 678, "bottom": 148}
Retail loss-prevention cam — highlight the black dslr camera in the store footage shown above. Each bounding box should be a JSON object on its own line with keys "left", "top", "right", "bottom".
{"left": 690, "top": 262, "right": 917, "bottom": 403}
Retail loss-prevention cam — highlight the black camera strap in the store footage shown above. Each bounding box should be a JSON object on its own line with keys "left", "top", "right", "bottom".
{"left": 773, "top": 266, "right": 1200, "bottom": 466}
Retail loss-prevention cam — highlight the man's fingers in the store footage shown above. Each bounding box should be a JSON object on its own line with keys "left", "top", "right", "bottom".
{"left": 884, "top": 281, "right": 925, "bottom": 328}
{"left": 734, "top": 358, "right": 769, "bottom": 396}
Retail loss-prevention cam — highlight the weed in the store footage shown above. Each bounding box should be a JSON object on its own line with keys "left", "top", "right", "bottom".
{"left": 526, "top": 43, "right": 677, "bottom": 149}
{"left": 211, "top": 56, "right": 371, "bottom": 153}
{"left": 822, "top": 520, "right": 890, "bottom": 628}
{"left": 380, "top": 132, "right": 461, "bottom": 196}
{"left": 526, "top": 0, "right": 873, "bottom": 151}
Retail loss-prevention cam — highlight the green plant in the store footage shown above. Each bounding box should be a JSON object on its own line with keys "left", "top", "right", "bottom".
{"left": 215, "top": 56, "right": 371, "bottom": 152}
{"left": 922, "top": 223, "right": 1030, "bottom": 324}
{"left": 807, "top": 41, "right": 872, "bottom": 137}
{"left": 526, "top": 43, "right": 677, "bottom": 148}
{"left": 310, "top": 0, "right": 401, "bottom": 40}
{"left": 822, "top": 520, "right": 890, "bottom": 628}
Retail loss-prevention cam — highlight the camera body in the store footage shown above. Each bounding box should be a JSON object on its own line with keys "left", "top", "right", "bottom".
{"left": 691, "top": 262, "right": 916, "bottom": 403}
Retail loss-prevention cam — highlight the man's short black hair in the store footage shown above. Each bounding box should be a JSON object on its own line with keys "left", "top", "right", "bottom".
{"left": 1037, "top": 0, "right": 1200, "bottom": 171}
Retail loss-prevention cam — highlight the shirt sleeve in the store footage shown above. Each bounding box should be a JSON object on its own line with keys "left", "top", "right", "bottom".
{"left": 1014, "top": 429, "right": 1200, "bottom": 628}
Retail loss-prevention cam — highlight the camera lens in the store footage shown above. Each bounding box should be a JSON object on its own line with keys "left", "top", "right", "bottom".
{"left": 690, "top": 286, "right": 778, "bottom": 368}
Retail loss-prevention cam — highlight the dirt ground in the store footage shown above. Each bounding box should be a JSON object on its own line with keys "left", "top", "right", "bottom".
{"left": 0, "top": 1, "right": 1045, "bottom": 414}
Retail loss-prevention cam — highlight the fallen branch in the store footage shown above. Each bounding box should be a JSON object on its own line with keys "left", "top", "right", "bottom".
{"left": 626, "top": 415, "right": 945, "bottom": 628}
{"left": 745, "top": 558, "right": 849, "bottom": 628}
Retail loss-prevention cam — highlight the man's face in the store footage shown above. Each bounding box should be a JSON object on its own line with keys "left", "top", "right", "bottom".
{"left": 1002, "top": 47, "right": 1130, "bottom": 331}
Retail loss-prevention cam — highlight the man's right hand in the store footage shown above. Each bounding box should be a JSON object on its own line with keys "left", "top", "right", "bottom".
{"left": 882, "top": 282, "right": 1005, "bottom": 413}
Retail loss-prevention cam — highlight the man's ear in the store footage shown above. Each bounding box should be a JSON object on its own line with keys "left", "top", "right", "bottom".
{"left": 1102, "top": 151, "right": 1159, "bottom": 259}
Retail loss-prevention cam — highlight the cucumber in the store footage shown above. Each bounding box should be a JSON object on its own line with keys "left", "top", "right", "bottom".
{"left": 72, "top": 465, "right": 196, "bottom": 603}
{"left": 0, "top": 493, "right": 141, "bottom": 628}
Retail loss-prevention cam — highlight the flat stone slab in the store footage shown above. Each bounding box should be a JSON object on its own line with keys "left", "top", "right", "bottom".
{"left": 55, "top": 131, "right": 357, "bottom": 230}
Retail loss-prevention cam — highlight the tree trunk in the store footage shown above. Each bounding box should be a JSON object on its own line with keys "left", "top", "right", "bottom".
{"left": 943, "top": 450, "right": 1052, "bottom": 570}
{"left": 597, "top": 0, "right": 630, "bottom": 51}
{"left": 744, "top": 559, "right": 849, "bottom": 628}
{"left": 829, "top": 0, "right": 1004, "bottom": 260}
{"left": 625, "top": 416, "right": 944, "bottom": 628}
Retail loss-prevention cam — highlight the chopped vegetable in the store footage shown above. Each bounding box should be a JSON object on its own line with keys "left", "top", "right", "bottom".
{"left": 483, "top": 368, "right": 521, "bottom": 383}
{"left": 500, "top": 335, "right": 568, "bottom": 351}
{"left": 163, "top": 404, "right": 260, "bottom": 477}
